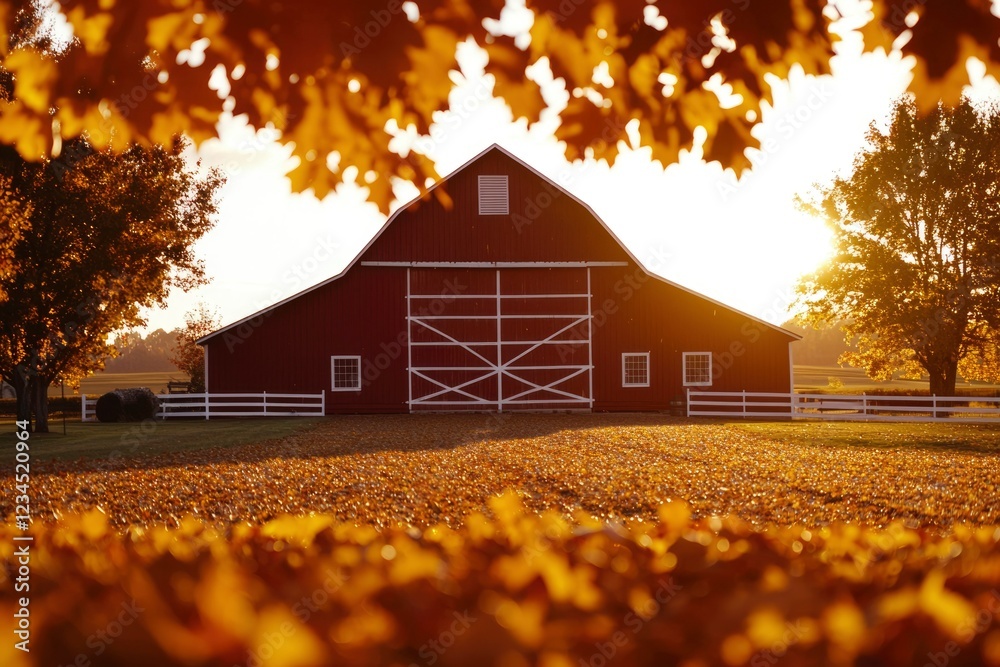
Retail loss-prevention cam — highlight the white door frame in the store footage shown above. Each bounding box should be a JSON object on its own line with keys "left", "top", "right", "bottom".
{"left": 407, "top": 267, "right": 594, "bottom": 411}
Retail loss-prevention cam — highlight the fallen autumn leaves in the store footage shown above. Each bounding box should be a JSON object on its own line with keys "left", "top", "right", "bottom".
{"left": 1, "top": 414, "right": 1000, "bottom": 666}
{"left": 13, "top": 414, "right": 1000, "bottom": 529}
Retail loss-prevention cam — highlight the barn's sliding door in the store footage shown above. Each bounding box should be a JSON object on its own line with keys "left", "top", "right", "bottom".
{"left": 407, "top": 267, "right": 592, "bottom": 411}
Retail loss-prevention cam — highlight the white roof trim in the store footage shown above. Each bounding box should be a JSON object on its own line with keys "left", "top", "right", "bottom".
{"left": 198, "top": 143, "right": 800, "bottom": 344}
{"left": 360, "top": 261, "right": 629, "bottom": 268}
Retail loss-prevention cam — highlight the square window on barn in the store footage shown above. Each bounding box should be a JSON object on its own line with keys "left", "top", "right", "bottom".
{"left": 682, "top": 352, "right": 712, "bottom": 387}
{"left": 622, "top": 352, "right": 650, "bottom": 387}
{"left": 478, "top": 175, "right": 509, "bottom": 215}
{"left": 331, "top": 355, "right": 361, "bottom": 391}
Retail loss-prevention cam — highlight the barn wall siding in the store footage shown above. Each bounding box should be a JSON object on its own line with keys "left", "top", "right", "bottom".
{"left": 206, "top": 267, "right": 410, "bottom": 413}
{"left": 202, "top": 145, "right": 796, "bottom": 414}
{"left": 359, "top": 150, "right": 632, "bottom": 265}
{"left": 588, "top": 266, "right": 792, "bottom": 411}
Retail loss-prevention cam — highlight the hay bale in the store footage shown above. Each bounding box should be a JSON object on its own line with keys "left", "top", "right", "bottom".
{"left": 95, "top": 388, "right": 160, "bottom": 422}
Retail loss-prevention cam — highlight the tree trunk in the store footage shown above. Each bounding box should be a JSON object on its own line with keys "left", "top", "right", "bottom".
{"left": 927, "top": 358, "right": 959, "bottom": 396}
{"left": 943, "top": 357, "right": 958, "bottom": 396}
{"left": 32, "top": 378, "right": 50, "bottom": 433}
{"left": 10, "top": 366, "right": 33, "bottom": 431}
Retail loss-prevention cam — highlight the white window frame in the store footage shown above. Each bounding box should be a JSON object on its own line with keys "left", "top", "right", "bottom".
{"left": 682, "top": 351, "right": 713, "bottom": 387}
{"left": 331, "top": 355, "right": 362, "bottom": 391}
{"left": 621, "top": 352, "right": 650, "bottom": 388}
{"left": 478, "top": 175, "right": 509, "bottom": 215}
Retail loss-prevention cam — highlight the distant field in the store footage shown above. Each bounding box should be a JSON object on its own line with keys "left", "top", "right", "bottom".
{"left": 55, "top": 371, "right": 185, "bottom": 398}
{"left": 1, "top": 372, "right": 188, "bottom": 410}
{"left": 794, "top": 364, "right": 1000, "bottom": 394}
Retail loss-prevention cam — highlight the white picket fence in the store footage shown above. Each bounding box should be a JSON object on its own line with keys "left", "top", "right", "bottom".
{"left": 82, "top": 391, "right": 325, "bottom": 422}
{"left": 687, "top": 390, "right": 1000, "bottom": 423}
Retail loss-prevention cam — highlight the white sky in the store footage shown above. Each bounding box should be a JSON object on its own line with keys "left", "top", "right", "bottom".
{"left": 138, "top": 4, "right": 999, "bottom": 335}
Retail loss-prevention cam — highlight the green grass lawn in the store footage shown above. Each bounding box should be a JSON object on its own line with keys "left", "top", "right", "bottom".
{"left": 0, "top": 417, "right": 324, "bottom": 462}
{"left": 726, "top": 418, "right": 1000, "bottom": 453}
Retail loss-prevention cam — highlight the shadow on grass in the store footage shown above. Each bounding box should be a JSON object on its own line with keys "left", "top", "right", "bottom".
{"left": 3, "top": 413, "right": 999, "bottom": 477}
{"left": 720, "top": 419, "right": 1000, "bottom": 456}
{"left": 0, "top": 412, "right": 687, "bottom": 474}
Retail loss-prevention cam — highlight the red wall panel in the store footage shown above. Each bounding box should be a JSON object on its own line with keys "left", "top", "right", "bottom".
{"left": 207, "top": 266, "right": 410, "bottom": 413}
{"left": 588, "top": 266, "right": 793, "bottom": 411}
{"left": 358, "top": 150, "right": 632, "bottom": 265}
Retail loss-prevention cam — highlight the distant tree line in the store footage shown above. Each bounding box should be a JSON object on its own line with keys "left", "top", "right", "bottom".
{"left": 104, "top": 329, "right": 181, "bottom": 374}
{"left": 781, "top": 321, "right": 856, "bottom": 367}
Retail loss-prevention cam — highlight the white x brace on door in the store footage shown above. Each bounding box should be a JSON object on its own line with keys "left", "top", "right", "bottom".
{"left": 406, "top": 266, "right": 593, "bottom": 411}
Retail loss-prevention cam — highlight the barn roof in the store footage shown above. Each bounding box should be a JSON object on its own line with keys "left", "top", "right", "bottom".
{"left": 198, "top": 144, "right": 800, "bottom": 344}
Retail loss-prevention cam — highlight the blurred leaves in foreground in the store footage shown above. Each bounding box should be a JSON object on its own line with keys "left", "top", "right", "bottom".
{"left": 2, "top": 494, "right": 1000, "bottom": 666}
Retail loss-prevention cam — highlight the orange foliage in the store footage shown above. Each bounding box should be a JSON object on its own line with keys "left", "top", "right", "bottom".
{"left": 1, "top": 1, "right": 997, "bottom": 211}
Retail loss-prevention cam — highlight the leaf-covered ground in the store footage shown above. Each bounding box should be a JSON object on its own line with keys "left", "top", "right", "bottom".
{"left": 10, "top": 414, "right": 1000, "bottom": 530}
{"left": 3, "top": 415, "right": 1000, "bottom": 666}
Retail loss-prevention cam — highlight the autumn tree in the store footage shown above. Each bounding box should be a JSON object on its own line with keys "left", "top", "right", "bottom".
{"left": 795, "top": 97, "right": 1000, "bottom": 395}
{"left": 0, "top": 137, "right": 223, "bottom": 431}
{"left": 169, "top": 304, "right": 220, "bottom": 392}
{"left": 0, "top": 1, "right": 997, "bottom": 213}
{"left": 0, "top": 173, "right": 27, "bottom": 296}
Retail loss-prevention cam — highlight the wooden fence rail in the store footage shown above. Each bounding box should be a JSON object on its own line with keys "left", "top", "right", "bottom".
{"left": 82, "top": 391, "right": 325, "bottom": 422}
{"left": 686, "top": 390, "right": 1000, "bottom": 423}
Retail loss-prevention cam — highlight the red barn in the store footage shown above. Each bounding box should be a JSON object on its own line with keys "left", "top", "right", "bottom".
{"left": 198, "top": 145, "right": 798, "bottom": 413}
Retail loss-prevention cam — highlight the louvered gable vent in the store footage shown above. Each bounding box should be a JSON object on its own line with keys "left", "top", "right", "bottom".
{"left": 478, "top": 175, "right": 509, "bottom": 215}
